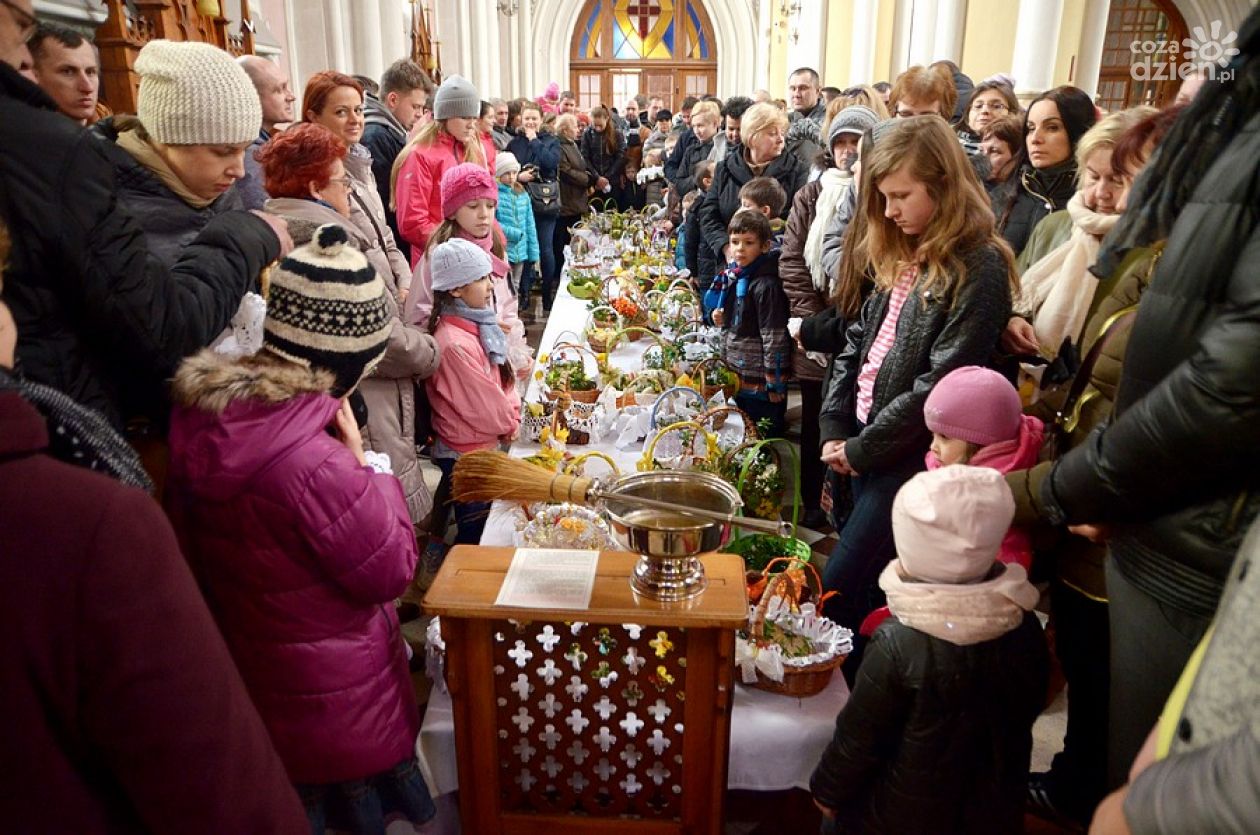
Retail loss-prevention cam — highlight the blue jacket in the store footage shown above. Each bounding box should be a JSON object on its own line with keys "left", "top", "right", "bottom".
{"left": 496, "top": 182, "right": 539, "bottom": 264}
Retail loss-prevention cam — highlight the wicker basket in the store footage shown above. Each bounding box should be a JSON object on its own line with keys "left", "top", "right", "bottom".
{"left": 693, "top": 356, "right": 740, "bottom": 401}
{"left": 744, "top": 559, "right": 845, "bottom": 697}
{"left": 638, "top": 419, "right": 717, "bottom": 472}
{"left": 543, "top": 342, "right": 602, "bottom": 404}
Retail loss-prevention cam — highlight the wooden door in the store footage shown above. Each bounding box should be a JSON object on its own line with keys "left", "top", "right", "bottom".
{"left": 644, "top": 72, "right": 674, "bottom": 110}
{"left": 681, "top": 71, "right": 715, "bottom": 100}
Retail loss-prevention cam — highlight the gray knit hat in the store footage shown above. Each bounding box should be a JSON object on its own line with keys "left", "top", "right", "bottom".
{"left": 135, "top": 40, "right": 261, "bottom": 145}
{"left": 432, "top": 74, "right": 481, "bottom": 120}
{"left": 828, "top": 105, "right": 880, "bottom": 148}
{"left": 263, "top": 224, "right": 392, "bottom": 397}
{"left": 430, "top": 238, "right": 492, "bottom": 292}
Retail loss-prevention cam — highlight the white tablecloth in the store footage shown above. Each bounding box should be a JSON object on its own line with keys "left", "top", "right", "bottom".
{"left": 417, "top": 672, "right": 848, "bottom": 796}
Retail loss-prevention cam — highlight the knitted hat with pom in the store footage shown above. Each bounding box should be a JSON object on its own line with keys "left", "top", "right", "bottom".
{"left": 924, "top": 366, "right": 1023, "bottom": 447}
{"left": 433, "top": 74, "right": 481, "bottom": 120}
{"left": 135, "top": 40, "right": 261, "bottom": 145}
{"left": 893, "top": 466, "right": 1015, "bottom": 584}
{"left": 263, "top": 224, "right": 391, "bottom": 397}
{"left": 430, "top": 238, "right": 493, "bottom": 293}
{"left": 441, "top": 162, "right": 498, "bottom": 219}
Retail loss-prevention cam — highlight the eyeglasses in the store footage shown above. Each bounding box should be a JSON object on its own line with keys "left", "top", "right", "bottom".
{"left": 1, "top": 0, "right": 38, "bottom": 42}
{"left": 971, "top": 101, "right": 1010, "bottom": 113}
{"left": 327, "top": 176, "right": 353, "bottom": 191}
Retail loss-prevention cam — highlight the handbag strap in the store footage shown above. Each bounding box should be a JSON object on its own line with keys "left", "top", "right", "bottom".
{"left": 1055, "top": 305, "right": 1136, "bottom": 430}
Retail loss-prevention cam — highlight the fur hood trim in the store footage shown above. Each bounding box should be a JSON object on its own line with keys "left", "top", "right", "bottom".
{"left": 172, "top": 350, "right": 335, "bottom": 414}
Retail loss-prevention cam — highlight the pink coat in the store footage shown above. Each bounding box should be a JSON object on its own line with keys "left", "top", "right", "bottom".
{"left": 395, "top": 130, "right": 469, "bottom": 268}
{"left": 427, "top": 316, "right": 521, "bottom": 452}
{"left": 166, "top": 353, "right": 420, "bottom": 785}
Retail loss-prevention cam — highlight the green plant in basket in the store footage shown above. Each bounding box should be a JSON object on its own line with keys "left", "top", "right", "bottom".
{"left": 544, "top": 360, "right": 595, "bottom": 392}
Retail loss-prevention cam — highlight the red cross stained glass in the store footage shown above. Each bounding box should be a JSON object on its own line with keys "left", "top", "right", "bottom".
{"left": 625, "top": 0, "right": 659, "bottom": 38}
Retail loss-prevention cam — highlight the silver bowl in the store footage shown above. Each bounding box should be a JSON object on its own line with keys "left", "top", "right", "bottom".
{"left": 602, "top": 470, "right": 742, "bottom": 601}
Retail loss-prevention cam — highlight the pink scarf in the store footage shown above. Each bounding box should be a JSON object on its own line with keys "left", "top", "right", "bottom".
{"left": 456, "top": 228, "right": 511, "bottom": 280}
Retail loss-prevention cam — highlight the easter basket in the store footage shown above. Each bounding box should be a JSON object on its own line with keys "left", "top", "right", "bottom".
{"left": 542, "top": 342, "right": 602, "bottom": 404}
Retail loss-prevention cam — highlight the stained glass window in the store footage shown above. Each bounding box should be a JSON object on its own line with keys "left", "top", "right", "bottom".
{"left": 575, "top": 0, "right": 712, "bottom": 63}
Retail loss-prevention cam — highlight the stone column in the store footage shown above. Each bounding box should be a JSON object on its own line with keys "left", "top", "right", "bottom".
{"left": 890, "top": 0, "right": 913, "bottom": 76}
{"left": 1011, "top": 0, "right": 1064, "bottom": 96}
{"left": 906, "top": 0, "right": 939, "bottom": 68}
{"left": 1074, "top": 0, "right": 1110, "bottom": 97}
{"left": 933, "top": 0, "right": 967, "bottom": 65}
{"left": 348, "top": 0, "right": 384, "bottom": 79}
{"left": 323, "top": 0, "right": 349, "bottom": 72}
{"left": 850, "top": 0, "right": 879, "bottom": 86}
{"left": 379, "top": 0, "right": 409, "bottom": 68}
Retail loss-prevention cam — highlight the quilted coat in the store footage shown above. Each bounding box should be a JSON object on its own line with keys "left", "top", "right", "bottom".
{"left": 166, "top": 352, "right": 420, "bottom": 785}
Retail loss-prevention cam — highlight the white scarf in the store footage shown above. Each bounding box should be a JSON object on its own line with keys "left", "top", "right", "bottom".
{"left": 879, "top": 560, "right": 1039, "bottom": 646}
{"left": 803, "top": 169, "right": 852, "bottom": 294}
{"left": 1018, "top": 191, "right": 1120, "bottom": 356}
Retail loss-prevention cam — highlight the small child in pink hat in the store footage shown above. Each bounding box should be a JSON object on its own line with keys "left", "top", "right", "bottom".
{"left": 860, "top": 366, "right": 1044, "bottom": 636}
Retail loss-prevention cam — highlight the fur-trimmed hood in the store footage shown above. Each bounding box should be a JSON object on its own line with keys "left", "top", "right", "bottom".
{"left": 169, "top": 351, "right": 342, "bottom": 503}
{"left": 172, "top": 349, "right": 335, "bottom": 413}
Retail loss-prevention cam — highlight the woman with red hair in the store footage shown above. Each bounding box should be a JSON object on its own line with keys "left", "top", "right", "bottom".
{"left": 301, "top": 72, "right": 414, "bottom": 301}
{"left": 258, "top": 123, "right": 440, "bottom": 541}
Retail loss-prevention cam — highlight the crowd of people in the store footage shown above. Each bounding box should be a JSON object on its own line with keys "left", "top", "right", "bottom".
{"left": 1, "top": 0, "right": 1258, "bottom": 831}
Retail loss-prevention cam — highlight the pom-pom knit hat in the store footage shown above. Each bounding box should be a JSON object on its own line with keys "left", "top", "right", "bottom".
{"left": 430, "top": 238, "right": 493, "bottom": 293}
{"left": 924, "top": 366, "right": 1023, "bottom": 447}
{"left": 135, "top": 40, "right": 261, "bottom": 145}
{"left": 263, "top": 224, "right": 391, "bottom": 397}
{"left": 433, "top": 74, "right": 481, "bottom": 121}
{"left": 893, "top": 466, "right": 1015, "bottom": 584}
{"left": 441, "top": 162, "right": 498, "bottom": 219}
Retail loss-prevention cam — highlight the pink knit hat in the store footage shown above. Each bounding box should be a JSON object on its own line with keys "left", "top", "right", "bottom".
{"left": 924, "top": 366, "right": 1022, "bottom": 447}
{"left": 440, "top": 163, "right": 497, "bottom": 220}
{"left": 893, "top": 466, "right": 1014, "bottom": 584}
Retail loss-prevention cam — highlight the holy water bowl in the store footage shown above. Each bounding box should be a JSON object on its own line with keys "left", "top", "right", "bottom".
{"left": 602, "top": 470, "right": 742, "bottom": 602}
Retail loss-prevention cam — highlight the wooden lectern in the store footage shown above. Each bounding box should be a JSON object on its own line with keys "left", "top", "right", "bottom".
{"left": 423, "top": 546, "right": 747, "bottom": 834}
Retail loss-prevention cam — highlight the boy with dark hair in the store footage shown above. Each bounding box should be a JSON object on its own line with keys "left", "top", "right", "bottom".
{"left": 738, "top": 176, "right": 788, "bottom": 246}
{"left": 709, "top": 208, "right": 790, "bottom": 436}
{"left": 363, "top": 58, "right": 434, "bottom": 261}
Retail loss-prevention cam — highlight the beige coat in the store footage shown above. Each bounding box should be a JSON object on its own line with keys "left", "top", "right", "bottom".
{"left": 265, "top": 197, "right": 440, "bottom": 526}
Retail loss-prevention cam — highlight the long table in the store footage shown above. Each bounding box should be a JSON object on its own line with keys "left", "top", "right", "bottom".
{"left": 414, "top": 273, "right": 848, "bottom": 818}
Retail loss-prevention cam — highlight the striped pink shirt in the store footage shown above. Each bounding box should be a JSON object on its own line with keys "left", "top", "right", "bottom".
{"left": 855, "top": 267, "right": 918, "bottom": 424}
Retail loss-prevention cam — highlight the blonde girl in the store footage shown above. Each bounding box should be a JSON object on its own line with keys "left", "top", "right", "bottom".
{"left": 816, "top": 115, "right": 1017, "bottom": 663}
{"left": 391, "top": 74, "right": 487, "bottom": 267}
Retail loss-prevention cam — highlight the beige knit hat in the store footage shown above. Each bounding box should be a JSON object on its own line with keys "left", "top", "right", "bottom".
{"left": 135, "top": 40, "right": 262, "bottom": 145}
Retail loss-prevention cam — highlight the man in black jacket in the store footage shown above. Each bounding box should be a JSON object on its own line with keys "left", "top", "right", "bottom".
{"left": 362, "top": 59, "right": 433, "bottom": 263}
{"left": 0, "top": 32, "right": 289, "bottom": 429}
{"left": 1026, "top": 7, "right": 1260, "bottom": 788}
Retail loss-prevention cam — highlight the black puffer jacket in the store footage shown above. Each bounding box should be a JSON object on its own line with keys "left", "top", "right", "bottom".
{"left": 0, "top": 65, "right": 278, "bottom": 427}
{"left": 818, "top": 243, "right": 1013, "bottom": 473}
{"left": 811, "top": 615, "right": 1048, "bottom": 834}
{"left": 1041, "top": 106, "right": 1260, "bottom": 620}
{"left": 671, "top": 133, "right": 714, "bottom": 197}
{"left": 579, "top": 127, "right": 627, "bottom": 185}
{"left": 993, "top": 160, "right": 1076, "bottom": 257}
{"left": 94, "top": 118, "right": 244, "bottom": 266}
{"left": 697, "top": 148, "right": 808, "bottom": 271}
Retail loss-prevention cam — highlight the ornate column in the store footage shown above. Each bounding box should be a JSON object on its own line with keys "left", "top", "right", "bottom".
{"left": 1010, "top": 0, "right": 1064, "bottom": 96}
{"left": 1074, "top": 0, "right": 1110, "bottom": 98}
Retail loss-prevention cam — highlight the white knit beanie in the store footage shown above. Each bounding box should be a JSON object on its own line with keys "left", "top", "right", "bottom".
{"left": 495, "top": 151, "right": 522, "bottom": 179}
{"left": 432, "top": 74, "right": 481, "bottom": 121}
{"left": 430, "top": 238, "right": 492, "bottom": 292}
{"left": 135, "top": 40, "right": 262, "bottom": 145}
{"left": 892, "top": 466, "right": 1015, "bottom": 584}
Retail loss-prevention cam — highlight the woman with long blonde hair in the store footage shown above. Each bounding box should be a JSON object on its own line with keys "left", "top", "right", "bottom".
{"left": 817, "top": 116, "right": 1016, "bottom": 668}
{"left": 391, "top": 74, "right": 486, "bottom": 268}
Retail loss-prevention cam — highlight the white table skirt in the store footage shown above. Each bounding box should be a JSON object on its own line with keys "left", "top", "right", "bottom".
{"left": 417, "top": 672, "right": 848, "bottom": 796}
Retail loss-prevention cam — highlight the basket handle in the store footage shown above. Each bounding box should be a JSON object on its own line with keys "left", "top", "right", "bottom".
{"left": 756, "top": 556, "right": 836, "bottom": 609}
{"left": 649, "top": 386, "right": 706, "bottom": 430}
{"left": 699, "top": 406, "right": 760, "bottom": 443}
{"left": 563, "top": 451, "right": 620, "bottom": 478}
{"left": 730, "top": 437, "right": 801, "bottom": 539}
{"left": 750, "top": 573, "right": 799, "bottom": 636}
{"left": 639, "top": 419, "right": 712, "bottom": 471}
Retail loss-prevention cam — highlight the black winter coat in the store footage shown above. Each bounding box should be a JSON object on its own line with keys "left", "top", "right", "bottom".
{"left": 810, "top": 615, "right": 1048, "bottom": 834}
{"left": 672, "top": 133, "right": 715, "bottom": 197}
{"left": 697, "top": 149, "right": 808, "bottom": 278}
{"left": 579, "top": 128, "right": 628, "bottom": 184}
{"left": 818, "top": 243, "right": 1013, "bottom": 472}
{"left": 0, "top": 65, "right": 278, "bottom": 428}
{"left": 507, "top": 131, "right": 560, "bottom": 180}
{"left": 663, "top": 127, "right": 697, "bottom": 184}
{"left": 1041, "top": 107, "right": 1260, "bottom": 620}
{"left": 94, "top": 119, "right": 243, "bottom": 267}
{"left": 993, "top": 160, "right": 1076, "bottom": 257}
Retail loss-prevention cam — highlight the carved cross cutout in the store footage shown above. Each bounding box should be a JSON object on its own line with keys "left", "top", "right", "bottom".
{"left": 619, "top": 711, "right": 645, "bottom": 737}
{"left": 565, "top": 708, "right": 590, "bottom": 734}
{"left": 508, "top": 640, "right": 534, "bottom": 668}
{"left": 538, "top": 723, "right": 562, "bottom": 750}
{"left": 594, "top": 725, "right": 617, "bottom": 752}
{"left": 647, "top": 728, "right": 671, "bottom": 755}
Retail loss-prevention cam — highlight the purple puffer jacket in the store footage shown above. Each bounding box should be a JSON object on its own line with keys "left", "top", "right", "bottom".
{"left": 166, "top": 351, "right": 420, "bottom": 786}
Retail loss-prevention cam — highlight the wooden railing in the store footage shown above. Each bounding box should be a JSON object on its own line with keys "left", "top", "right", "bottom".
{"left": 95, "top": 0, "right": 255, "bottom": 115}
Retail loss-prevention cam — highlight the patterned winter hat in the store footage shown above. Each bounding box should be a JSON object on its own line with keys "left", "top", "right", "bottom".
{"left": 135, "top": 40, "right": 261, "bottom": 145}
{"left": 441, "top": 162, "right": 498, "bottom": 219}
{"left": 263, "top": 224, "right": 391, "bottom": 397}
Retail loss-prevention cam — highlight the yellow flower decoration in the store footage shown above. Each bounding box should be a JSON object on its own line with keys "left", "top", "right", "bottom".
{"left": 534, "top": 369, "right": 544, "bottom": 381}
{"left": 555, "top": 427, "right": 571, "bottom": 444}
{"left": 539, "top": 426, "right": 551, "bottom": 444}
{"left": 596, "top": 352, "right": 608, "bottom": 367}
{"left": 649, "top": 631, "right": 674, "bottom": 658}
{"left": 539, "top": 353, "right": 550, "bottom": 365}
{"left": 655, "top": 665, "right": 675, "bottom": 686}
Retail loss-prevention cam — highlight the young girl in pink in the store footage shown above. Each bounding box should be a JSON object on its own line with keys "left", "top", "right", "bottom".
{"left": 407, "top": 162, "right": 532, "bottom": 382}
{"left": 425, "top": 239, "right": 522, "bottom": 544}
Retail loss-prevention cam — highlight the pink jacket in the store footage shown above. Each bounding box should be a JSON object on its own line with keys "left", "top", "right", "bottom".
{"left": 395, "top": 130, "right": 468, "bottom": 268}
{"left": 166, "top": 353, "right": 420, "bottom": 785}
{"left": 480, "top": 130, "right": 498, "bottom": 174}
{"left": 927, "top": 414, "right": 1046, "bottom": 570}
{"left": 427, "top": 316, "right": 521, "bottom": 452}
